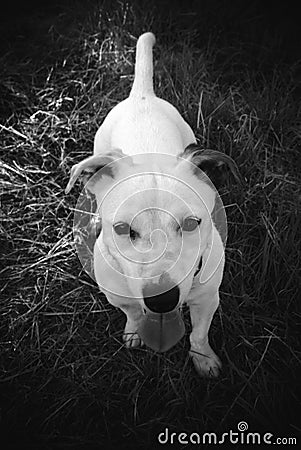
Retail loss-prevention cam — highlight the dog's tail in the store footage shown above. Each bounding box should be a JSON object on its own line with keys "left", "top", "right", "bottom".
{"left": 130, "top": 32, "right": 156, "bottom": 98}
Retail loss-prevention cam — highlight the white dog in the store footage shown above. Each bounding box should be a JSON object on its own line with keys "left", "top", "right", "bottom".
{"left": 66, "top": 32, "right": 239, "bottom": 377}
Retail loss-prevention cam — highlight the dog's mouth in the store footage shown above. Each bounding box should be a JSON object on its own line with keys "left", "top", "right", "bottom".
{"left": 137, "top": 307, "right": 185, "bottom": 352}
{"left": 137, "top": 277, "right": 185, "bottom": 352}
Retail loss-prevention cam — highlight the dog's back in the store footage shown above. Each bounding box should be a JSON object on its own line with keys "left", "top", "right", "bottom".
{"left": 93, "top": 33, "right": 195, "bottom": 157}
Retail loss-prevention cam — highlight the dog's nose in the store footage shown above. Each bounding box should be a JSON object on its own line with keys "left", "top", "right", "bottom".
{"left": 142, "top": 280, "right": 180, "bottom": 313}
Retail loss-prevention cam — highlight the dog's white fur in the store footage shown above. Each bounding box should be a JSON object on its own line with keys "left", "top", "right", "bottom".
{"left": 66, "top": 32, "right": 237, "bottom": 377}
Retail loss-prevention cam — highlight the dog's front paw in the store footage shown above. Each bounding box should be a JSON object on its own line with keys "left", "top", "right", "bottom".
{"left": 123, "top": 331, "right": 143, "bottom": 348}
{"left": 190, "top": 347, "right": 222, "bottom": 378}
{"left": 123, "top": 321, "right": 144, "bottom": 348}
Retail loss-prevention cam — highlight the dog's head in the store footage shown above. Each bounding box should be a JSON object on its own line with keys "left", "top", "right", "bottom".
{"left": 66, "top": 144, "right": 240, "bottom": 310}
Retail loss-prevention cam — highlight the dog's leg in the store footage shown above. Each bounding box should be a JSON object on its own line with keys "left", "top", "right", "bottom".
{"left": 188, "top": 289, "right": 221, "bottom": 377}
{"left": 106, "top": 294, "right": 144, "bottom": 348}
{"left": 120, "top": 303, "right": 145, "bottom": 348}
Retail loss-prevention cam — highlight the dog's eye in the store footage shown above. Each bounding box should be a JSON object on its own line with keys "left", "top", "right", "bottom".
{"left": 113, "top": 222, "right": 140, "bottom": 240}
{"left": 130, "top": 228, "right": 139, "bottom": 241}
{"left": 182, "top": 217, "right": 201, "bottom": 232}
{"left": 113, "top": 222, "right": 130, "bottom": 235}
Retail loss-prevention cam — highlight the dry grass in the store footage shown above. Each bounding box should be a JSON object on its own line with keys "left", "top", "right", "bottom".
{"left": 1, "top": 1, "right": 300, "bottom": 448}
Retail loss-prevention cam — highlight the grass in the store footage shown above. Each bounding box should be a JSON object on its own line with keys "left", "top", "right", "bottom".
{"left": 1, "top": 0, "right": 300, "bottom": 448}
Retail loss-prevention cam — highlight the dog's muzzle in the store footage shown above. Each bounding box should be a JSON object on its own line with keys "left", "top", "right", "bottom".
{"left": 142, "top": 281, "right": 180, "bottom": 313}
{"left": 138, "top": 260, "right": 203, "bottom": 353}
{"left": 139, "top": 277, "right": 183, "bottom": 352}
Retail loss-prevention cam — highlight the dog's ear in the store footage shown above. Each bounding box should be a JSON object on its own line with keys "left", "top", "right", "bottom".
{"left": 65, "top": 149, "right": 125, "bottom": 194}
{"left": 179, "top": 143, "right": 241, "bottom": 189}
